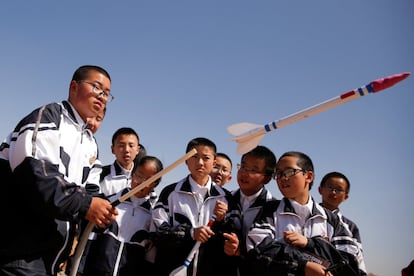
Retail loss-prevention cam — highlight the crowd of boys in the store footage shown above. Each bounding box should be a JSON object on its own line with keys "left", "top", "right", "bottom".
{"left": 0, "top": 65, "right": 369, "bottom": 276}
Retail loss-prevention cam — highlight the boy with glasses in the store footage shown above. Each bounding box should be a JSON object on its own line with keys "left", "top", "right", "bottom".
{"left": 230, "top": 151, "right": 366, "bottom": 275}
{"left": 210, "top": 152, "right": 233, "bottom": 186}
{"left": 78, "top": 156, "right": 163, "bottom": 276}
{"left": 222, "top": 145, "right": 277, "bottom": 274}
{"left": 318, "top": 171, "right": 367, "bottom": 273}
{"left": 0, "top": 65, "right": 118, "bottom": 276}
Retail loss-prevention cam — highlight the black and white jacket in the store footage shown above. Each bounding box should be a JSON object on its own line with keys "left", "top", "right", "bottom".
{"left": 79, "top": 188, "right": 155, "bottom": 276}
{"left": 0, "top": 101, "right": 99, "bottom": 275}
{"left": 244, "top": 197, "right": 366, "bottom": 275}
{"left": 99, "top": 161, "right": 133, "bottom": 196}
{"left": 151, "top": 175, "right": 239, "bottom": 276}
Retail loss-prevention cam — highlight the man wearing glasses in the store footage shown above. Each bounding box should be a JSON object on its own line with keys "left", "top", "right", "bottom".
{"left": 0, "top": 65, "right": 118, "bottom": 276}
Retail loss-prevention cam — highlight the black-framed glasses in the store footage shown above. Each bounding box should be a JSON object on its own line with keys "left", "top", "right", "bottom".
{"left": 79, "top": 81, "right": 114, "bottom": 103}
{"left": 132, "top": 172, "right": 160, "bottom": 187}
{"left": 132, "top": 172, "right": 150, "bottom": 182}
{"left": 212, "top": 165, "right": 231, "bottom": 176}
{"left": 237, "top": 164, "right": 267, "bottom": 176}
{"left": 274, "top": 168, "right": 305, "bottom": 180}
{"left": 322, "top": 185, "right": 346, "bottom": 194}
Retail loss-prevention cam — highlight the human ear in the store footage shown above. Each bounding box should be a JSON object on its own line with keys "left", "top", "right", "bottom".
{"left": 305, "top": 170, "right": 314, "bottom": 183}
{"left": 318, "top": 185, "right": 323, "bottom": 195}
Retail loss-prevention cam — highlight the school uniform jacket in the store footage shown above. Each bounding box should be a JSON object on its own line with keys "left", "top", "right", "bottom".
{"left": 245, "top": 197, "right": 366, "bottom": 275}
{"left": 332, "top": 208, "right": 367, "bottom": 274}
{"left": 231, "top": 188, "right": 275, "bottom": 275}
{"left": 99, "top": 161, "right": 133, "bottom": 196}
{"left": 151, "top": 175, "right": 239, "bottom": 276}
{"left": 80, "top": 188, "right": 155, "bottom": 276}
{"left": 231, "top": 188, "right": 274, "bottom": 251}
{"left": 0, "top": 101, "right": 98, "bottom": 275}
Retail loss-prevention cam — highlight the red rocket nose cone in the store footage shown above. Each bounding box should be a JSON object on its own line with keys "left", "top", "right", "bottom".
{"left": 372, "top": 72, "right": 410, "bottom": 92}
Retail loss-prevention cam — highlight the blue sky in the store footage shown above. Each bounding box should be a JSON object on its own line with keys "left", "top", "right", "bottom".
{"left": 1, "top": 1, "right": 413, "bottom": 275}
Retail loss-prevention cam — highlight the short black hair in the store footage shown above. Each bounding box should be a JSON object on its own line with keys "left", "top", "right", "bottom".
{"left": 278, "top": 151, "right": 314, "bottom": 189}
{"left": 185, "top": 137, "right": 216, "bottom": 154}
{"left": 133, "top": 155, "right": 164, "bottom": 187}
{"left": 111, "top": 127, "right": 139, "bottom": 146}
{"left": 71, "top": 65, "right": 111, "bottom": 82}
{"left": 241, "top": 145, "right": 276, "bottom": 176}
{"left": 319, "top": 171, "right": 351, "bottom": 193}
{"left": 216, "top": 152, "right": 233, "bottom": 168}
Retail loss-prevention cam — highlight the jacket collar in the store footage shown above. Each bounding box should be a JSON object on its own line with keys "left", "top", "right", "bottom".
{"left": 180, "top": 175, "right": 222, "bottom": 197}
{"left": 282, "top": 197, "right": 325, "bottom": 217}
{"left": 233, "top": 187, "right": 271, "bottom": 209}
{"left": 62, "top": 100, "right": 93, "bottom": 137}
{"left": 121, "top": 188, "right": 152, "bottom": 211}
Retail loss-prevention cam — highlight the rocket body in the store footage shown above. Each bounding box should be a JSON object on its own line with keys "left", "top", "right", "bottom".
{"left": 228, "top": 72, "right": 410, "bottom": 154}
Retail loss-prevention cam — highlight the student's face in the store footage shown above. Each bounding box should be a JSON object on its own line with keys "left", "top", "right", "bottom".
{"left": 318, "top": 176, "right": 349, "bottom": 211}
{"left": 186, "top": 145, "right": 215, "bottom": 185}
{"left": 237, "top": 155, "right": 270, "bottom": 196}
{"left": 86, "top": 110, "right": 105, "bottom": 134}
{"left": 210, "top": 156, "right": 232, "bottom": 186}
{"left": 69, "top": 70, "right": 111, "bottom": 122}
{"left": 111, "top": 134, "right": 140, "bottom": 170}
{"left": 275, "top": 156, "right": 313, "bottom": 205}
{"left": 131, "top": 161, "right": 159, "bottom": 198}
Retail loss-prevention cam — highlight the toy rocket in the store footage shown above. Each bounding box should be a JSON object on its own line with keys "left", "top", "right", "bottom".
{"left": 228, "top": 72, "right": 410, "bottom": 155}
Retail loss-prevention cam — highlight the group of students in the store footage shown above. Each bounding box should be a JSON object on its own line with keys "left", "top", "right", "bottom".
{"left": 77, "top": 133, "right": 367, "bottom": 276}
{"left": 0, "top": 65, "right": 367, "bottom": 276}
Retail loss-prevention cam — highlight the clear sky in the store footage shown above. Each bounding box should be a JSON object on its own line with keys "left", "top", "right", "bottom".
{"left": 1, "top": 1, "right": 413, "bottom": 275}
